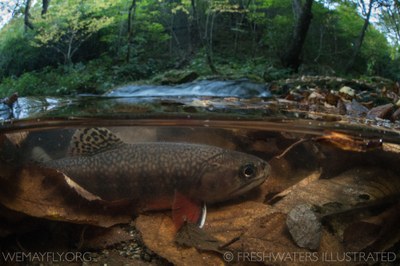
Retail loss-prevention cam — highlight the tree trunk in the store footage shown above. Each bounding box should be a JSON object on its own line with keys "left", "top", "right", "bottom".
{"left": 281, "top": 0, "right": 314, "bottom": 72}
{"left": 24, "top": 0, "right": 34, "bottom": 30}
{"left": 188, "top": 0, "right": 199, "bottom": 53}
{"left": 204, "top": 11, "right": 218, "bottom": 74}
{"left": 42, "top": 0, "right": 50, "bottom": 16}
{"left": 66, "top": 32, "right": 75, "bottom": 66}
{"left": 127, "top": 0, "right": 137, "bottom": 63}
{"left": 233, "top": 14, "right": 245, "bottom": 54}
{"left": 345, "top": 0, "right": 374, "bottom": 74}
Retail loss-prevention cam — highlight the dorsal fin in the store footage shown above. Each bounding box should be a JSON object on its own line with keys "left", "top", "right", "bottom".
{"left": 68, "top": 128, "right": 124, "bottom": 156}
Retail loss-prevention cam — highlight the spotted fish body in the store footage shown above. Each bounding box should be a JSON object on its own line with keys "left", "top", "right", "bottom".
{"left": 41, "top": 128, "right": 270, "bottom": 228}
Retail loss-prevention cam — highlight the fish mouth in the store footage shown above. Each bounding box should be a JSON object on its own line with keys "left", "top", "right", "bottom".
{"left": 228, "top": 175, "right": 266, "bottom": 198}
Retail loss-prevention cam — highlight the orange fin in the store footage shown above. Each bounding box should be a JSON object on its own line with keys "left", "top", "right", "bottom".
{"left": 172, "top": 191, "right": 206, "bottom": 229}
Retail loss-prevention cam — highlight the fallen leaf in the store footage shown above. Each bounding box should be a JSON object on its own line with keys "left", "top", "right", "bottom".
{"left": 236, "top": 212, "right": 306, "bottom": 254}
{"left": 343, "top": 221, "right": 381, "bottom": 252}
{"left": 230, "top": 212, "right": 345, "bottom": 265}
{"left": 135, "top": 201, "right": 271, "bottom": 265}
{"left": 316, "top": 131, "right": 382, "bottom": 152}
{"left": 272, "top": 167, "right": 400, "bottom": 213}
{"left": 382, "top": 142, "right": 400, "bottom": 153}
{"left": 135, "top": 213, "right": 224, "bottom": 265}
{"left": 261, "top": 157, "right": 320, "bottom": 203}
{"left": 81, "top": 225, "right": 135, "bottom": 250}
{"left": 205, "top": 201, "right": 274, "bottom": 242}
{"left": 175, "top": 222, "right": 222, "bottom": 254}
{"left": 343, "top": 203, "right": 400, "bottom": 252}
{"left": 5, "top": 131, "right": 29, "bottom": 147}
{"left": 268, "top": 171, "right": 321, "bottom": 204}
{"left": 135, "top": 201, "right": 347, "bottom": 265}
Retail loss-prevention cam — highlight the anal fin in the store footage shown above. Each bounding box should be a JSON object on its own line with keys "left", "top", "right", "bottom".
{"left": 172, "top": 191, "right": 206, "bottom": 229}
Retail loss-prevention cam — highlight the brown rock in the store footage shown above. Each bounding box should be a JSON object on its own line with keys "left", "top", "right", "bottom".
{"left": 367, "top": 103, "right": 394, "bottom": 119}
{"left": 391, "top": 107, "right": 400, "bottom": 121}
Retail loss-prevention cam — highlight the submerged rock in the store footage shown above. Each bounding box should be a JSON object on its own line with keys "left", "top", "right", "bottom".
{"left": 286, "top": 204, "right": 322, "bottom": 250}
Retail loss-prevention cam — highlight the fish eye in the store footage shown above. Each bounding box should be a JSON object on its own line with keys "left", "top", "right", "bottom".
{"left": 240, "top": 163, "right": 256, "bottom": 179}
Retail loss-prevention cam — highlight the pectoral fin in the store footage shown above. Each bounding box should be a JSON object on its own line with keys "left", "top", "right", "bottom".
{"left": 172, "top": 191, "right": 207, "bottom": 229}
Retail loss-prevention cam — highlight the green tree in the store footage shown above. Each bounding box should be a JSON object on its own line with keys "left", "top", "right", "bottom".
{"left": 32, "top": 0, "right": 115, "bottom": 65}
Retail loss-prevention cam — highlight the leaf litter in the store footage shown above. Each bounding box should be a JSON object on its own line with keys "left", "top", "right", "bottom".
{"left": 1, "top": 127, "right": 400, "bottom": 265}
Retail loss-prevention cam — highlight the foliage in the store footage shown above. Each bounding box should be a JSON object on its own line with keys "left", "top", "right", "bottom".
{"left": 0, "top": 54, "right": 165, "bottom": 97}
{"left": 0, "top": 0, "right": 399, "bottom": 97}
{"left": 0, "top": 18, "right": 49, "bottom": 78}
{"left": 377, "top": 1, "right": 400, "bottom": 55}
{"left": 31, "top": 0, "right": 116, "bottom": 64}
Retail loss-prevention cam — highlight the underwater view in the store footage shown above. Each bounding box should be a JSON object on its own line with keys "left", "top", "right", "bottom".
{"left": 1, "top": 82, "right": 400, "bottom": 265}
{"left": 2, "top": 0, "right": 400, "bottom": 265}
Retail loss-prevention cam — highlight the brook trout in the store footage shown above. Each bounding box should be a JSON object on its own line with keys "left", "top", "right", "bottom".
{"left": 38, "top": 128, "right": 270, "bottom": 228}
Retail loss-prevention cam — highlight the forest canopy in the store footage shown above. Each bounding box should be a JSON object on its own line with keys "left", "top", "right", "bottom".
{"left": 0, "top": 0, "right": 399, "bottom": 96}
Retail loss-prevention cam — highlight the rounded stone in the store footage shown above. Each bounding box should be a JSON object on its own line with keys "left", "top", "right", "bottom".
{"left": 286, "top": 204, "right": 322, "bottom": 250}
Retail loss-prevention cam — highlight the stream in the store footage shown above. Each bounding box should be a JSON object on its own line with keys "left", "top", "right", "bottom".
{"left": 0, "top": 78, "right": 399, "bottom": 265}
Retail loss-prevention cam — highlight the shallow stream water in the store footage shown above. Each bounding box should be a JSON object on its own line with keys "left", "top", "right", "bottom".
{"left": 0, "top": 81, "right": 399, "bottom": 265}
